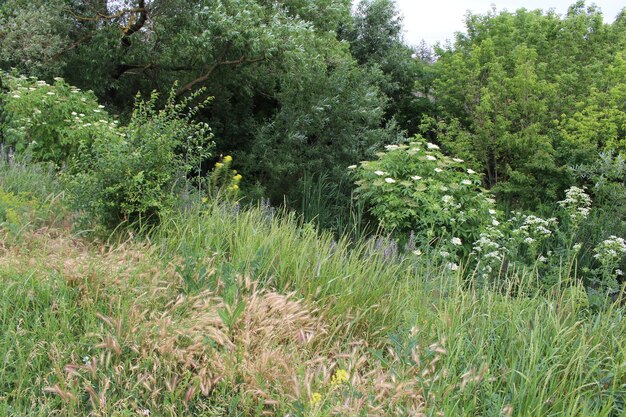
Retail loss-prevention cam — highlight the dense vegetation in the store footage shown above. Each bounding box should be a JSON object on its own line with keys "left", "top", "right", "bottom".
{"left": 1, "top": 0, "right": 626, "bottom": 415}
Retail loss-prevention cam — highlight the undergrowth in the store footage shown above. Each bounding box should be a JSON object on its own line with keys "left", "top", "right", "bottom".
{"left": 1, "top": 160, "right": 625, "bottom": 416}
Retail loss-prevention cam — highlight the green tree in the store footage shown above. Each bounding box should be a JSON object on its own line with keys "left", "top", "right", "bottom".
{"left": 430, "top": 3, "right": 624, "bottom": 208}
{"left": 0, "top": 0, "right": 397, "bottom": 201}
{"left": 340, "top": 0, "right": 425, "bottom": 135}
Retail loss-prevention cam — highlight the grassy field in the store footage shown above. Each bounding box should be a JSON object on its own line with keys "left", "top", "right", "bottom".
{"left": 1, "top": 160, "right": 625, "bottom": 416}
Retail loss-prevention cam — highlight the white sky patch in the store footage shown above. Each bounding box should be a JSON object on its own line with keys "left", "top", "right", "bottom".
{"left": 392, "top": 0, "right": 625, "bottom": 47}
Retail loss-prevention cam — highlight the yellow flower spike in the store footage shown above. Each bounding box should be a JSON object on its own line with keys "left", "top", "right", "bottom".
{"left": 223, "top": 155, "right": 233, "bottom": 163}
{"left": 233, "top": 174, "right": 242, "bottom": 182}
{"left": 310, "top": 392, "right": 322, "bottom": 406}
{"left": 215, "top": 162, "right": 223, "bottom": 168}
{"left": 231, "top": 184, "right": 239, "bottom": 191}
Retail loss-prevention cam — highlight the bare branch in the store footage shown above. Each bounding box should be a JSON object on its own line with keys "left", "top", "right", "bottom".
{"left": 176, "top": 43, "right": 266, "bottom": 96}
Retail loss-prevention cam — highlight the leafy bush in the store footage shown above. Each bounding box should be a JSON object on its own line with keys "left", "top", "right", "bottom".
{"left": 352, "top": 136, "right": 497, "bottom": 251}
{"left": 1, "top": 73, "right": 109, "bottom": 164}
{"left": 68, "top": 90, "right": 213, "bottom": 229}
{"left": 0, "top": 188, "right": 37, "bottom": 234}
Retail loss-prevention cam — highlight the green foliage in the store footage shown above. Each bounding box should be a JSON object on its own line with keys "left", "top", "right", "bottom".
{"left": 573, "top": 152, "right": 626, "bottom": 215}
{"left": 0, "top": 0, "right": 396, "bottom": 203}
{"left": 68, "top": 89, "right": 213, "bottom": 229}
{"left": 559, "top": 50, "right": 626, "bottom": 155}
{"left": 0, "top": 188, "right": 36, "bottom": 234}
{"left": 429, "top": 5, "right": 626, "bottom": 208}
{"left": 341, "top": 0, "right": 426, "bottom": 134}
{"left": 0, "top": 0, "right": 69, "bottom": 78}
{"left": 1, "top": 73, "right": 110, "bottom": 164}
{"left": 353, "top": 137, "right": 497, "bottom": 250}
{"left": 296, "top": 172, "right": 370, "bottom": 240}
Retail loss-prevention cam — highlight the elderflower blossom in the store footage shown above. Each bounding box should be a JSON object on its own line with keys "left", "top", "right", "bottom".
{"left": 467, "top": 168, "right": 476, "bottom": 174}
{"left": 385, "top": 177, "right": 396, "bottom": 184}
{"left": 558, "top": 186, "right": 592, "bottom": 223}
{"left": 411, "top": 175, "right": 422, "bottom": 180}
{"left": 434, "top": 168, "right": 443, "bottom": 173}
{"left": 442, "top": 195, "right": 454, "bottom": 205}
{"left": 594, "top": 236, "right": 626, "bottom": 263}
{"left": 451, "top": 237, "right": 462, "bottom": 246}
{"left": 426, "top": 155, "right": 437, "bottom": 161}
{"left": 447, "top": 262, "right": 459, "bottom": 271}
{"left": 374, "top": 170, "right": 386, "bottom": 176}
{"left": 461, "top": 179, "right": 472, "bottom": 185}
{"left": 426, "top": 142, "right": 440, "bottom": 150}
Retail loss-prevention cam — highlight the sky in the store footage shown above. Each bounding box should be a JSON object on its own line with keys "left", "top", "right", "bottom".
{"left": 394, "top": 0, "right": 625, "bottom": 46}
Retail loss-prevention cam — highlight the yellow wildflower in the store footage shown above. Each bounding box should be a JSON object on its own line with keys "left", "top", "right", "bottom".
{"left": 215, "top": 162, "right": 223, "bottom": 168}
{"left": 331, "top": 369, "right": 349, "bottom": 387}
{"left": 233, "top": 174, "right": 242, "bottom": 182}
{"left": 223, "top": 155, "right": 233, "bottom": 163}
{"left": 310, "top": 392, "right": 322, "bottom": 406}
{"left": 230, "top": 184, "right": 239, "bottom": 191}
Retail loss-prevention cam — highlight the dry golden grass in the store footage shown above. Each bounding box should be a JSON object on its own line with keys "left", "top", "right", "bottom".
{"left": 1, "top": 228, "right": 443, "bottom": 415}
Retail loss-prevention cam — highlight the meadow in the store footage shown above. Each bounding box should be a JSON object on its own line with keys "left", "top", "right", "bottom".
{"left": 1, "top": 154, "right": 625, "bottom": 416}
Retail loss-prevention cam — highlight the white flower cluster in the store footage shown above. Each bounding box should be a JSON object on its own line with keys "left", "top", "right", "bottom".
{"left": 558, "top": 186, "right": 592, "bottom": 223}
{"left": 515, "top": 214, "right": 557, "bottom": 239}
{"left": 594, "top": 235, "right": 626, "bottom": 263}
{"left": 472, "top": 229, "right": 505, "bottom": 261}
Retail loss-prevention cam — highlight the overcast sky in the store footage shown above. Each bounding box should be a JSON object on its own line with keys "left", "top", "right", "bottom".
{"left": 394, "top": 0, "right": 625, "bottom": 47}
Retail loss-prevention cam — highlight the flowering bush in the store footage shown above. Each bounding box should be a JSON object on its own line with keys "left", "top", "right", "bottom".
{"left": 1, "top": 73, "right": 109, "bottom": 164}
{"left": 352, "top": 136, "right": 497, "bottom": 250}
{"left": 592, "top": 236, "right": 626, "bottom": 295}
{"left": 558, "top": 186, "right": 592, "bottom": 226}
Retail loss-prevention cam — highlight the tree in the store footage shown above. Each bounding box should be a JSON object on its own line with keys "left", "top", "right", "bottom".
{"left": 1, "top": 0, "right": 395, "bottom": 201}
{"left": 340, "top": 0, "right": 425, "bottom": 135}
{"left": 430, "top": 3, "right": 623, "bottom": 207}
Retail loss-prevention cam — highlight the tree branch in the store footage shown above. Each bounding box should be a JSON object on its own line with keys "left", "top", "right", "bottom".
{"left": 69, "top": 7, "right": 146, "bottom": 23}
{"left": 176, "top": 44, "right": 265, "bottom": 96}
{"left": 121, "top": 0, "right": 147, "bottom": 48}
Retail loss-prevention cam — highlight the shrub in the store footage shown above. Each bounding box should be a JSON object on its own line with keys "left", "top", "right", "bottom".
{"left": 1, "top": 73, "right": 109, "bottom": 164}
{"left": 352, "top": 136, "right": 497, "bottom": 252}
{"left": 68, "top": 90, "right": 213, "bottom": 229}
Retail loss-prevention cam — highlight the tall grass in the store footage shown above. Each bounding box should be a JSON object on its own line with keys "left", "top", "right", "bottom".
{"left": 1, "top": 160, "right": 626, "bottom": 416}
{"left": 297, "top": 172, "right": 371, "bottom": 241}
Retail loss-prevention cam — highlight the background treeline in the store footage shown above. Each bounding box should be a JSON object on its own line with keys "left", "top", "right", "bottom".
{"left": 1, "top": 0, "right": 624, "bottom": 211}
